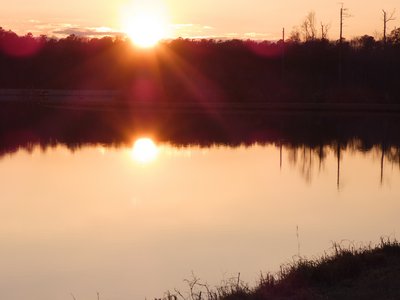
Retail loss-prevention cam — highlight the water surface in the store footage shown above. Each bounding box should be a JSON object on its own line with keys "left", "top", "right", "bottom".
{"left": 0, "top": 142, "right": 399, "bottom": 300}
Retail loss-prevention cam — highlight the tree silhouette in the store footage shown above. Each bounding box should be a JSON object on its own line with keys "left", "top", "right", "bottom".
{"left": 382, "top": 9, "right": 396, "bottom": 44}
{"left": 389, "top": 28, "right": 400, "bottom": 44}
{"left": 301, "top": 11, "right": 317, "bottom": 41}
{"left": 320, "top": 22, "right": 331, "bottom": 40}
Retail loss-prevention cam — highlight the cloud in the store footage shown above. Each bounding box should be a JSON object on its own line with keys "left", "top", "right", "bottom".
{"left": 243, "top": 32, "right": 275, "bottom": 39}
{"left": 170, "top": 23, "right": 217, "bottom": 38}
{"left": 4, "top": 19, "right": 276, "bottom": 41}
{"left": 170, "top": 24, "right": 194, "bottom": 29}
{"left": 53, "top": 27, "right": 123, "bottom": 37}
{"left": 169, "top": 23, "right": 274, "bottom": 40}
{"left": 243, "top": 32, "right": 271, "bottom": 39}
{"left": 5, "top": 20, "right": 122, "bottom": 38}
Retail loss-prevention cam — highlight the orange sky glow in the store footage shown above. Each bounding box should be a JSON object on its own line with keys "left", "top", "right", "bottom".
{"left": 0, "top": 0, "right": 399, "bottom": 41}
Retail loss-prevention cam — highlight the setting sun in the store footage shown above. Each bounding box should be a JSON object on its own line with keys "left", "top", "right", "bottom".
{"left": 121, "top": 1, "right": 170, "bottom": 48}
{"left": 131, "top": 138, "right": 159, "bottom": 163}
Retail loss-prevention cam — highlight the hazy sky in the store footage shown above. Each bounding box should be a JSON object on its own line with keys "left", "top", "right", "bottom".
{"left": 0, "top": 0, "right": 399, "bottom": 40}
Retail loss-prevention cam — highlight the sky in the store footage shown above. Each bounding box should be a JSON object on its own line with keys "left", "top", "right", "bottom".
{"left": 0, "top": 0, "right": 399, "bottom": 40}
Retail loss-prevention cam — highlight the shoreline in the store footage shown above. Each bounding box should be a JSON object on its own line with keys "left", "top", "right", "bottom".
{"left": 167, "top": 239, "right": 400, "bottom": 300}
{"left": 1, "top": 89, "right": 400, "bottom": 114}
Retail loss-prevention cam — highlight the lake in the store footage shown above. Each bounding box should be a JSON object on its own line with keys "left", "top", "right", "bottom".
{"left": 0, "top": 139, "right": 399, "bottom": 300}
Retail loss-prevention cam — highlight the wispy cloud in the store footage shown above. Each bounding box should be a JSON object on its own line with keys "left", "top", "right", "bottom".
{"left": 243, "top": 32, "right": 277, "bottom": 40}
{"left": 53, "top": 26, "right": 123, "bottom": 37}
{"left": 170, "top": 23, "right": 217, "bottom": 38}
{"left": 169, "top": 23, "right": 274, "bottom": 40}
{"left": 170, "top": 24, "right": 195, "bottom": 29}
{"left": 3, "top": 19, "right": 275, "bottom": 41}
{"left": 3, "top": 20, "right": 122, "bottom": 38}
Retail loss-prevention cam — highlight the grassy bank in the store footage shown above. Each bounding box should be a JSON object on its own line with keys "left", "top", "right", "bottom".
{"left": 165, "top": 238, "right": 400, "bottom": 300}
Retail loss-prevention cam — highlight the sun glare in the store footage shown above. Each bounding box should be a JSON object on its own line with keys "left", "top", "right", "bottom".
{"left": 132, "top": 138, "right": 159, "bottom": 163}
{"left": 121, "top": 1, "right": 170, "bottom": 48}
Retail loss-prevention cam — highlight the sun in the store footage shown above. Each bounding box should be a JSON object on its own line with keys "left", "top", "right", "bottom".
{"left": 121, "top": 2, "right": 170, "bottom": 48}
{"left": 126, "top": 13, "right": 167, "bottom": 47}
{"left": 131, "top": 138, "right": 159, "bottom": 163}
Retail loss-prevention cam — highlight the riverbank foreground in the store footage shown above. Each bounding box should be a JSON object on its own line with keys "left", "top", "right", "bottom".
{"left": 166, "top": 239, "right": 400, "bottom": 300}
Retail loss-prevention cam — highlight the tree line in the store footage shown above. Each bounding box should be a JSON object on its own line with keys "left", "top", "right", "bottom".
{"left": 1, "top": 26, "right": 400, "bottom": 103}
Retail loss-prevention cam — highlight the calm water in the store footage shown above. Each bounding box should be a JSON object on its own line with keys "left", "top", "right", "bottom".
{"left": 1, "top": 141, "right": 399, "bottom": 300}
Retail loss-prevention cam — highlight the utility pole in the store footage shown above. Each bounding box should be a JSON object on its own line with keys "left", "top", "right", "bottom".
{"left": 340, "top": 5, "right": 343, "bottom": 44}
{"left": 338, "top": 3, "right": 350, "bottom": 87}
{"left": 336, "top": 142, "right": 341, "bottom": 190}
{"left": 380, "top": 144, "right": 385, "bottom": 185}
{"left": 339, "top": 3, "right": 351, "bottom": 43}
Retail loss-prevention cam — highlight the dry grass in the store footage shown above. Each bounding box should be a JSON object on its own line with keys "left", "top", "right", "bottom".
{"left": 161, "top": 238, "right": 400, "bottom": 300}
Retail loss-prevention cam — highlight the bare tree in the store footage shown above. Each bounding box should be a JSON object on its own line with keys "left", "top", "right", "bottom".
{"left": 289, "top": 27, "right": 301, "bottom": 43}
{"left": 373, "top": 30, "right": 383, "bottom": 41}
{"left": 382, "top": 9, "right": 396, "bottom": 44}
{"left": 321, "top": 22, "right": 331, "bottom": 40}
{"left": 301, "top": 11, "right": 317, "bottom": 41}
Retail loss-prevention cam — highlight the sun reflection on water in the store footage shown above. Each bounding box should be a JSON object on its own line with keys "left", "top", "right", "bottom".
{"left": 131, "top": 137, "right": 159, "bottom": 163}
